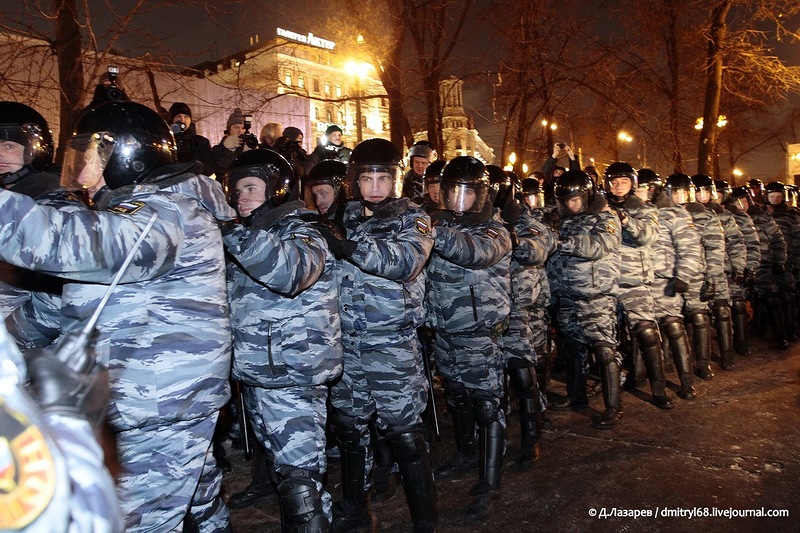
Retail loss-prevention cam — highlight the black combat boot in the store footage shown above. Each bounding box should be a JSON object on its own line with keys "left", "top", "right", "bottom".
{"left": 369, "top": 428, "right": 398, "bottom": 504}
{"left": 228, "top": 444, "right": 279, "bottom": 509}
{"left": 277, "top": 468, "right": 329, "bottom": 533}
{"left": 712, "top": 301, "right": 735, "bottom": 370}
{"left": 332, "top": 413, "right": 374, "bottom": 533}
{"left": 635, "top": 322, "right": 673, "bottom": 409}
{"left": 387, "top": 430, "right": 437, "bottom": 533}
{"left": 688, "top": 310, "right": 714, "bottom": 380}
{"left": 767, "top": 294, "right": 789, "bottom": 349}
{"left": 782, "top": 290, "right": 797, "bottom": 341}
{"left": 435, "top": 383, "right": 478, "bottom": 479}
{"left": 552, "top": 338, "right": 588, "bottom": 410}
{"left": 731, "top": 299, "right": 751, "bottom": 356}
{"left": 465, "top": 395, "right": 504, "bottom": 523}
{"left": 661, "top": 318, "right": 696, "bottom": 400}
{"left": 507, "top": 361, "right": 542, "bottom": 469}
{"left": 591, "top": 344, "right": 623, "bottom": 429}
{"left": 534, "top": 344, "right": 552, "bottom": 428}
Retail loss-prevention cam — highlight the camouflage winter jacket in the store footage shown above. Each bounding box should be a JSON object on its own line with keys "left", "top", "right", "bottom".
{"left": 725, "top": 203, "right": 761, "bottom": 274}
{"left": 225, "top": 201, "right": 343, "bottom": 388}
{"left": 651, "top": 194, "right": 705, "bottom": 286}
{"left": 610, "top": 195, "right": 658, "bottom": 288}
{"left": 426, "top": 207, "right": 512, "bottom": 335}
{"left": 708, "top": 201, "right": 746, "bottom": 277}
{"left": 748, "top": 205, "right": 786, "bottom": 271}
{"left": 768, "top": 203, "right": 800, "bottom": 271}
{"left": 0, "top": 166, "right": 236, "bottom": 431}
{"left": 548, "top": 195, "right": 621, "bottom": 300}
{"left": 338, "top": 198, "right": 434, "bottom": 334}
{"left": 508, "top": 208, "right": 556, "bottom": 308}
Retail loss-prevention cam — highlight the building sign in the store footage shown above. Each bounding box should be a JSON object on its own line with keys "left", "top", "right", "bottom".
{"left": 277, "top": 28, "right": 336, "bottom": 50}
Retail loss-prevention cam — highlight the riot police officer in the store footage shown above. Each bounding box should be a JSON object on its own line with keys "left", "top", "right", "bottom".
{"left": 322, "top": 138, "right": 437, "bottom": 532}
{"left": 426, "top": 157, "right": 511, "bottom": 520}
{"left": 604, "top": 162, "right": 673, "bottom": 409}
{"left": 223, "top": 150, "right": 343, "bottom": 532}
{"left": 547, "top": 170, "right": 622, "bottom": 428}
{"left": 0, "top": 101, "right": 236, "bottom": 532}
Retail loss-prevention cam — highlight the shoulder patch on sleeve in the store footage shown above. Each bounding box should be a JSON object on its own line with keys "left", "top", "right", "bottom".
{"left": 606, "top": 220, "right": 618, "bottom": 235}
{"left": 486, "top": 227, "right": 500, "bottom": 238}
{"left": 108, "top": 200, "right": 146, "bottom": 215}
{"left": 414, "top": 218, "right": 430, "bottom": 235}
{"left": 0, "top": 402, "right": 57, "bottom": 529}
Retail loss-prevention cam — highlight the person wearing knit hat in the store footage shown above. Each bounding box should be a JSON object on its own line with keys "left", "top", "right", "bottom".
{"left": 212, "top": 107, "right": 255, "bottom": 181}
{"left": 305, "top": 123, "right": 351, "bottom": 172}
{"left": 168, "top": 101, "right": 215, "bottom": 177}
{"left": 271, "top": 126, "right": 308, "bottom": 179}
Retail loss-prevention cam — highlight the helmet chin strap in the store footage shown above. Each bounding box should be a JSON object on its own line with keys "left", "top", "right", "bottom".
{"left": 0, "top": 165, "right": 32, "bottom": 187}
{"left": 361, "top": 197, "right": 391, "bottom": 211}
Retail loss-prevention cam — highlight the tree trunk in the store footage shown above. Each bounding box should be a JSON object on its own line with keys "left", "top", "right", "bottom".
{"left": 697, "top": 0, "right": 730, "bottom": 176}
{"left": 53, "top": 0, "right": 84, "bottom": 162}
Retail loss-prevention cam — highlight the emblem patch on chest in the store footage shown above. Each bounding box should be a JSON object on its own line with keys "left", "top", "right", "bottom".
{"left": 108, "top": 200, "right": 146, "bottom": 215}
{"left": 414, "top": 218, "right": 430, "bottom": 235}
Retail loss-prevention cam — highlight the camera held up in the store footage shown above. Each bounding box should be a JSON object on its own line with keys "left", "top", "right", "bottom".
{"left": 240, "top": 114, "right": 259, "bottom": 149}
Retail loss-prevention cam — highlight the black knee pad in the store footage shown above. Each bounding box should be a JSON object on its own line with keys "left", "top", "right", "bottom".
{"left": 386, "top": 428, "right": 427, "bottom": 463}
{"left": 633, "top": 322, "right": 661, "bottom": 349}
{"left": 687, "top": 310, "right": 710, "bottom": 329}
{"left": 471, "top": 394, "right": 501, "bottom": 428}
{"left": 731, "top": 299, "right": 748, "bottom": 315}
{"left": 277, "top": 468, "right": 323, "bottom": 527}
{"left": 506, "top": 365, "right": 536, "bottom": 399}
{"left": 591, "top": 343, "right": 617, "bottom": 365}
{"left": 713, "top": 303, "right": 732, "bottom": 320}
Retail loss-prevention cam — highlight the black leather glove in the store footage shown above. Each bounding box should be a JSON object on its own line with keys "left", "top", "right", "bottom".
{"left": 429, "top": 209, "right": 454, "bottom": 226}
{"left": 733, "top": 271, "right": 745, "bottom": 286}
{"left": 501, "top": 201, "right": 523, "bottom": 225}
{"left": 700, "top": 279, "right": 716, "bottom": 302}
{"left": 612, "top": 206, "right": 628, "bottom": 226}
{"left": 773, "top": 263, "right": 786, "bottom": 276}
{"left": 665, "top": 278, "right": 689, "bottom": 296}
{"left": 506, "top": 225, "right": 520, "bottom": 249}
{"left": 217, "top": 219, "right": 238, "bottom": 237}
{"left": 317, "top": 224, "right": 356, "bottom": 259}
{"left": 25, "top": 348, "right": 109, "bottom": 427}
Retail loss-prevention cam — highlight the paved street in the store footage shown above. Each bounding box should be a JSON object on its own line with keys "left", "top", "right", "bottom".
{"left": 222, "top": 334, "right": 799, "bottom": 532}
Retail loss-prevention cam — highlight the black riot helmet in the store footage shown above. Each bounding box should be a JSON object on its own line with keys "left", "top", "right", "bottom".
{"left": 62, "top": 101, "right": 177, "bottom": 191}
{"left": 225, "top": 149, "right": 296, "bottom": 209}
{"left": 0, "top": 101, "right": 54, "bottom": 174}
{"left": 691, "top": 174, "right": 716, "bottom": 204}
{"left": 424, "top": 159, "right": 446, "bottom": 186}
{"left": 764, "top": 181, "right": 787, "bottom": 206}
{"left": 346, "top": 138, "right": 403, "bottom": 204}
{"left": 555, "top": 169, "right": 595, "bottom": 216}
{"left": 636, "top": 168, "right": 662, "bottom": 202}
{"left": 747, "top": 178, "right": 764, "bottom": 205}
{"left": 603, "top": 161, "right": 638, "bottom": 203}
{"left": 729, "top": 185, "right": 754, "bottom": 212}
{"left": 714, "top": 180, "right": 731, "bottom": 204}
{"left": 408, "top": 143, "right": 436, "bottom": 165}
{"left": 486, "top": 164, "right": 512, "bottom": 208}
{"left": 304, "top": 159, "right": 346, "bottom": 213}
{"left": 664, "top": 173, "right": 695, "bottom": 206}
{"left": 520, "top": 176, "right": 544, "bottom": 209}
{"left": 439, "top": 156, "right": 491, "bottom": 214}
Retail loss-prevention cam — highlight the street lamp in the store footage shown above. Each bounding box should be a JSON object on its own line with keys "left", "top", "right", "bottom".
{"left": 542, "top": 119, "right": 557, "bottom": 154}
{"left": 616, "top": 131, "right": 633, "bottom": 160}
{"left": 345, "top": 60, "right": 371, "bottom": 142}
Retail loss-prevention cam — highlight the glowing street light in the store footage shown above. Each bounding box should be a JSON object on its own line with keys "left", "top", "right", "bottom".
{"left": 345, "top": 60, "right": 372, "bottom": 142}
{"left": 695, "top": 115, "right": 728, "bottom": 130}
{"left": 618, "top": 131, "right": 633, "bottom": 143}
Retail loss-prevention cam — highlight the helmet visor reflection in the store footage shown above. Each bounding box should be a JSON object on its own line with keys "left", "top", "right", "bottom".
{"left": 60, "top": 132, "right": 116, "bottom": 191}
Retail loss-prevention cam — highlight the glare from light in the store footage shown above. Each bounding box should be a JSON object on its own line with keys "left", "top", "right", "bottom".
{"left": 508, "top": 152, "right": 517, "bottom": 165}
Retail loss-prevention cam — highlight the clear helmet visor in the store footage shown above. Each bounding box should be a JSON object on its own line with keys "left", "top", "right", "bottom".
{"left": 522, "top": 191, "right": 544, "bottom": 209}
{"left": 669, "top": 188, "right": 692, "bottom": 205}
{"left": 426, "top": 182, "right": 440, "bottom": 203}
{"left": 60, "top": 131, "right": 116, "bottom": 191}
{"left": 695, "top": 188, "right": 712, "bottom": 204}
{"left": 303, "top": 181, "right": 339, "bottom": 214}
{"left": 634, "top": 185, "right": 651, "bottom": 202}
{"left": 767, "top": 191, "right": 785, "bottom": 206}
{"left": 439, "top": 183, "right": 485, "bottom": 214}
{"left": 556, "top": 192, "right": 589, "bottom": 216}
{"left": 734, "top": 197, "right": 750, "bottom": 212}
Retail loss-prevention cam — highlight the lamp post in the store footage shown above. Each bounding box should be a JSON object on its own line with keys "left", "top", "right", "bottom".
{"left": 345, "top": 60, "right": 371, "bottom": 143}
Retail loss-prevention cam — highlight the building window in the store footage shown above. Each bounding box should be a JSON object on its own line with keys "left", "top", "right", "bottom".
{"left": 381, "top": 98, "right": 387, "bottom": 108}
{"left": 324, "top": 82, "right": 331, "bottom": 95}
{"left": 456, "top": 138, "right": 463, "bottom": 150}
{"left": 314, "top": 107, "right": 320, "bottom": 120}
{"left": 326, "top": 109, "right": 332, "bottom": 122}
{"left": 313, "top": 78, "right": 320, "bottom": 92}
{"left": 298, "top": 75, "right": 305, "bottom": 88}
{"left": 284, "top": 72, "right": 292, "bottom": 86}
{"left": 335, "top": 84, "right": 342, "bottom": 98}
{"left": 338, "top": 111, "right": 345, "bottom": 124}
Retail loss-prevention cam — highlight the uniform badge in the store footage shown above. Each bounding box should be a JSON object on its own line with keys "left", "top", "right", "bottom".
{"left": 108, "top": 200, "right": 146, "bottom": 215}
{"left": 606, "top": 220, "right": 618, "bottom": 235}
{"left": 414, "top": 218, "right": 430, "bottom": 235}
{"left": 486, "top": 227, "right": 500, "bottom": 238}
{"left": 0, "top": 402, "right": 57, "bottom": 529}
